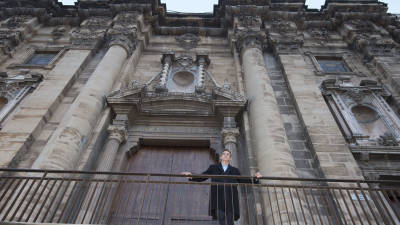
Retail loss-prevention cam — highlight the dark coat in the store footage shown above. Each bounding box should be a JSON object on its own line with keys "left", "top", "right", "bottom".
{"left": 189, "top": 163, "right": 259, "bottom": 221}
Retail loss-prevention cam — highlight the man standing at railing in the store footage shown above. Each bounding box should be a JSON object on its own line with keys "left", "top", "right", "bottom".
{"left": 182, "top": 149, "right": 262, "bottom": 225}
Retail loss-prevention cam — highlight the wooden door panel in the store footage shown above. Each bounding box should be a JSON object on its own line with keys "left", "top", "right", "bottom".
{"left": 109, "top": 147, "right": 173, "bottom": 225}
{"left": 110, "top": 146, "right": 216, "bottom": 225}
{"left": 167, "top": 148, "right": 216, "bottom": 224}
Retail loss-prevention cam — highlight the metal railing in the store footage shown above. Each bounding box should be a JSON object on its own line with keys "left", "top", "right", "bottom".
{"left": 0, "top": 168, "right": 399, "bottom": 225}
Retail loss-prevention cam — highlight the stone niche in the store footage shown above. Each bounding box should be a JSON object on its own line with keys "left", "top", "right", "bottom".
{"left": 151, "top": 52, "right": 211, "bottom": 94}
{"left": 321, "top": 78, "right": 400, "bottom": 147}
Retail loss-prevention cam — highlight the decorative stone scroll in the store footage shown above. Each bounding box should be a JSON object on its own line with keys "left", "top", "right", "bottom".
{"left": 321, "top": 79, "right": 400, "bottom": 146}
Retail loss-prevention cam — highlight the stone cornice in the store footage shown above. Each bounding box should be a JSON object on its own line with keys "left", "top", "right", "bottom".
{"left": 106, "top": 85, "right": 246, "bottom": 118}
{"left": 0, "top": 0, "right": 393, "bottom": 39}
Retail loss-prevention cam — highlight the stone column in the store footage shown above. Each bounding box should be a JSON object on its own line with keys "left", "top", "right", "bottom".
{"left": 79, "top": 124, "right": 127, "bottom": 224}
{"left": 97, "top": 125, "right": 127, "bottom": 172}
{"left": 32, "top": 44, "right": 129, "bottom": 171}
{"left": 238, "top": 35, "right": 297, "bottom": 178}
{"left": 32, "top": 15, "right": 137, "bottom": 171}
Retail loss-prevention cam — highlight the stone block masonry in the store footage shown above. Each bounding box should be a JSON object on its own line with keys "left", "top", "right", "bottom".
{"left": 278, "top": 54, "right": 363, "bottom": 180}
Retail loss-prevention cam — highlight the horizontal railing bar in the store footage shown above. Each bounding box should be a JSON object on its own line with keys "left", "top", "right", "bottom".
{"left": 1, "top": 177, "right": 400, "bottom": 191}
{"left": 1, "top": 168, "right": 400, "bottom": 184}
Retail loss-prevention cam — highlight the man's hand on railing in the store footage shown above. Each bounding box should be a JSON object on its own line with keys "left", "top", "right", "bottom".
{"left": 181, "top": 171, "right": 192, "bottom": 179}
{"left": 254, "top": 172, "right": 262, "bottom": 179}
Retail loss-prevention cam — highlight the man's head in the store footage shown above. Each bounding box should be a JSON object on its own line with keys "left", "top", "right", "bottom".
{"left": 220, "top": 149, "right": 232, "bottom": 163}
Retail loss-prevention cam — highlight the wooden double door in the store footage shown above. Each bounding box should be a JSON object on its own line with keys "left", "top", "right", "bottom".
{"left": 109, "top": 146, "right": 218, "bottom": 225}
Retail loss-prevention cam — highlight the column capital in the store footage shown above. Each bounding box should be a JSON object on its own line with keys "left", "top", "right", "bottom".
{"left": 107, "top": 12, "right": 139, "bottom": 56}
{"left": 221, "top": 128, "right": 240, "bottom": 146}
{"left": 233, "top": 15, "right": 265, "bottom": 54}
{"left": 107, "top": 125, "right": 127, "bottom": 143}
{"left": 236, "top": 32, "right": 265, "bottom": 53}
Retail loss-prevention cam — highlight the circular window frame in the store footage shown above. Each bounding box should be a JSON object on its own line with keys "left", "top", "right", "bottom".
{"left": 172, "top": 70, "right": 195, "bottom": 87}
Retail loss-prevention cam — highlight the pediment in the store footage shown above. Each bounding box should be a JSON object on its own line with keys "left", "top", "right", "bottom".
{"left": 106, "top": 85, "right": 246, "bottom": 117}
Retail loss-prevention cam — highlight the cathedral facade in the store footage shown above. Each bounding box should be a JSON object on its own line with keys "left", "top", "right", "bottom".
{"left": 0, "top": 0, "right": 399, "bottom": 224}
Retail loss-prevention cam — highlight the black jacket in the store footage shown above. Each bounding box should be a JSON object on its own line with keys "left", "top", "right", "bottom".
{"left": 189, "top": 163, "right": 259, "bottom": 221}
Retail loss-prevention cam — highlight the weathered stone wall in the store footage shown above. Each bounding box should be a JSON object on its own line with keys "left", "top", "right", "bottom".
{"left": 0, "top": 0, "right": 398, "bottom": 184}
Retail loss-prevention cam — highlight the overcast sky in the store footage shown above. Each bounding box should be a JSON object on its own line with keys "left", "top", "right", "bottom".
{"left": 59, "top": 0, "right": 399, "bottom": 13}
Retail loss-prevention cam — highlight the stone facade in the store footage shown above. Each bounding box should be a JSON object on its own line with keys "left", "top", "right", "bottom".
{"left": 0, "top": 0, "right": 399, "bottom": 220}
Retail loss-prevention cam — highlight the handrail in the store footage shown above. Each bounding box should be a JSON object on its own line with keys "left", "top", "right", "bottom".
{"left": 1, "top": 168, "right": 400, "bottom": 184}
{"left": 0, "top": 168, "right": 399, "bottom": 224}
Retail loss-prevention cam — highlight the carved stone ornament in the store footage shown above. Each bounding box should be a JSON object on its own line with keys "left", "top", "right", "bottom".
{"left": 107, "top": 125, "right": 127, "bottom": 143}
{"left": 0, "top": 71, "right": 43, "bottom": 94}
{"left": 0, "top": 70, "right": 43, "bottom": 124}
{"left": 236, "top": 15, "right": 262, "bottom": 31}
{"left": 106, "top": 81, "right": 246, "bottom": 118}
{"left": 234, "top": 15, "right": 262, "bottom": 33}
{"left": 175, "top": 55, "right": 195, "bottom": 69}
{"left": 377, "top": 132, "right": 399, "bottom": 146}
{"left": 221, "top": 128, "right": 240, "bottom": 146}
{"left": 271, "top": 20, "right": 297, "bottom": 34}
{"left": 342, "top": 20, "right": 398, "bottom": 59}
{"left": 1, "top": 16, "right": 32, "bottom": 29}
{"left": 234, "top": 15, "right": 264, "bottom": 53}
{"left": 345, "top": 88, "right": 365, "bottom": 103}
{"left": 70, "top": 17, "right": 111, "bottom": 48}
{"left": 175, "top": 33, "right": 200, "bottom": 50}
{"left": 0, "top": 16, "right": 32, "bottom": 55}
{"left": 107, "top": 12, "right": 138, "bottom": 55}
{"left": 346, "top": 19, "right": 374, "bottom": 32}
{"left": 235, "top": 32, "right": 265, "bottom": 53}
{"left": 52, "top": 26, "right": 66, "bottom": 41}
{"left": 308, "top": 28, "right": 332, "bottom": 46}
{"left": 309, "top": 28, "right": 329, "bottom": 39}
{"left": 266, "top": 20, "right": 303, "bottom": 54}
{"left": 321, "top": 79, "right": 400, "bottom": 146}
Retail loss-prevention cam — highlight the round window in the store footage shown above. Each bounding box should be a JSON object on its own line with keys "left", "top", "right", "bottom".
{"left": 172, "top": 71, "right": 194, "bottom": 87}
{"left": 351, "top": 105, "right": 379, "bottom": 123}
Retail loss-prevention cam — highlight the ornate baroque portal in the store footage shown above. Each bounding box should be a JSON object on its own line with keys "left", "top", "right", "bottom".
{"left": 107, "top": 52, "right": 246, "bottom": 160}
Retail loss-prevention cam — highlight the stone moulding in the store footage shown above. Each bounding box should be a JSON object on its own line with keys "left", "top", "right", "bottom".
{"left": 106, "top": 85, "right": 246, "bottom": 118}
{"left": 321, "top": 79, "right": 400, "bottom": 146}
{"left": 7, "top": 46, "right": 67, "bottom": 70}
{"left": 0, "top": 71, "right": 43, "bottom": 126}
{"left": 306, "top": 52, "right": 363, "bottom": 76}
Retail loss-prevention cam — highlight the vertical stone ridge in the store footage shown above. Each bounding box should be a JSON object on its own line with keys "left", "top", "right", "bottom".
{"left": 264, "top": 52, "right": 322, "bottom": 179}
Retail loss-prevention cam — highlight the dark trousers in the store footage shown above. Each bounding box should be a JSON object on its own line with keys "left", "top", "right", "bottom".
{"left": 217, "top": 209, "right": 234, "bottom": 225}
